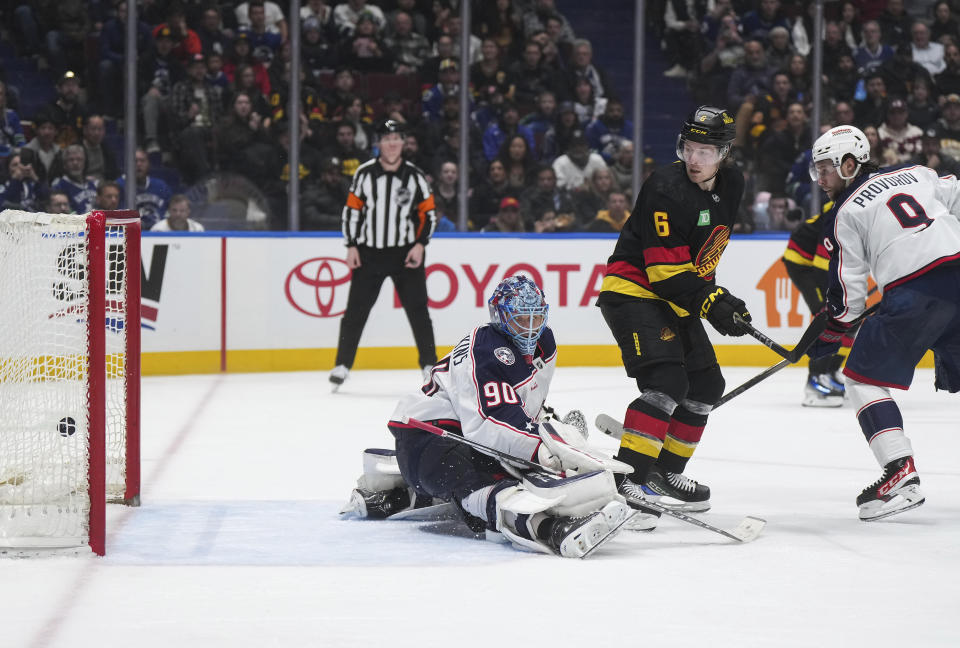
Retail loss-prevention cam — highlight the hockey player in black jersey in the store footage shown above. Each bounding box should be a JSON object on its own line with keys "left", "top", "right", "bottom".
{"left": 781, "top": 203, "right": 852, "bottom": 407}
{"left": 341, "top": 276, "right": 640, "bottom": 558}
{"left": 597, "top": 106, "right": 753, "bottom": 514}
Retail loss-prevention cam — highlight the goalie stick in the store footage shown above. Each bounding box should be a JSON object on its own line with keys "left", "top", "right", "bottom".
{"left": 407, "top": 417, "right": 765, "bottom": 543}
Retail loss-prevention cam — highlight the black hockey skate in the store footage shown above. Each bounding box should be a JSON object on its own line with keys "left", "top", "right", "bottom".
{"left": 856, "top": 456, "right": 925, "bottom": 521}
{"left": 642, "top": 465, "right": 711, "bottom": 512}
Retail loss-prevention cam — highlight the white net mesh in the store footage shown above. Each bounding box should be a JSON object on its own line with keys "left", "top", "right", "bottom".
{"left": 0, "top": 211, "right": 132, "bottom": 548}
{"left": 105, "top": 223, "right": 128, "bottom": 502}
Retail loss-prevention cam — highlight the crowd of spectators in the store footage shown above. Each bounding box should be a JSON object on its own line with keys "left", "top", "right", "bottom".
{"left": 667, "top": 0, "right": 960, "bottom": 231}
{"left": 0, "top": 0, "right": 648, "bottom": 233}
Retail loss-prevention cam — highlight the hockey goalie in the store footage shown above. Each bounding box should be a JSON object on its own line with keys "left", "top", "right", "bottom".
{"left": 341, "top": 276, "right": 658, "bottom": 558}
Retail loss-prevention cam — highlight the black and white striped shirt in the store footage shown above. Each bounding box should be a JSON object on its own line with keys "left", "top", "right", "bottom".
{"left": 341, "top": 159, "right": 437, "bottom": 248}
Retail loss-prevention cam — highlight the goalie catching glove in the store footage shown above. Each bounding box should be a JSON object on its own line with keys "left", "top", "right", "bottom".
{"left": 698, "top": 286, "right": 751, "bottom": 336}
{"left": 535, "top": 420, "right": 632, "bottom": 475}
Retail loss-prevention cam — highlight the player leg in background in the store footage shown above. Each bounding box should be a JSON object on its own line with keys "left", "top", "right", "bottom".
{"left": 600, "top": 300, "right": 689, "bottom": 516}
{"left": 388, "top": 422, "right": 629, "bottom": 557}
{"left": 840, "top": 265, "right": 960, "bottom": 520}
{"left": 390, "top": 244, "right": 438, "bottom": 379}
{"left": 783, "top": 259, "right": 845, "bottom": 407}
{"left": 331, "top": 246, "right": 389, "bottom": 389}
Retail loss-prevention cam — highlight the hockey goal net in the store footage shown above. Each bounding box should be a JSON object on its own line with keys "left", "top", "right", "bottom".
{"left": 0, "top": 210, "right": 141, "bottom": 556}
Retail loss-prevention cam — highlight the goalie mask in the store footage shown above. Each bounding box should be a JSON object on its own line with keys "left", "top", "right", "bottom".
{"left": 488, "top": 276, "right": 549, "bottom": 357}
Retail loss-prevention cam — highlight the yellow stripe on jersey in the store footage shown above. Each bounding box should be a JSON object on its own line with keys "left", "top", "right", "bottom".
{"left": 663, "top": 435, "right": 697, "bottom": 458}
{"left": 599, "top": 276, "right": 691, "bottom": 317}
{"left": 646, "top": 261, "right": 698, "bottom": 284}
{"left": 783, "top": 248, "right": 830, "bottom": 271}
{"left": 620, "top": 430, "right": 664, "bottom": 458}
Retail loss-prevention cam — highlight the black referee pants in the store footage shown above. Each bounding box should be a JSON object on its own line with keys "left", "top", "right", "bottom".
{"left": 335, "top": 245, "right": 438, "bottom": 369}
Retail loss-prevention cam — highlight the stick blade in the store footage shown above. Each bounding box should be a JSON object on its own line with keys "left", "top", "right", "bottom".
{"left": 728, "top": 516, "right": 766, "bottom": 543}
{"left": 595, "top": 413, "right": 624, "bottom": 440}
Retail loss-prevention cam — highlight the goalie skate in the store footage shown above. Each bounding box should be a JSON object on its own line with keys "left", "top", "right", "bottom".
{"left": 643, "top": 465, "right": 711, "bottom": 512}
{"left": 547, "top": 500, "right": 633, "bottom": 559}
{"left": 857, "top": 456, "right": 925, "bottom": 521}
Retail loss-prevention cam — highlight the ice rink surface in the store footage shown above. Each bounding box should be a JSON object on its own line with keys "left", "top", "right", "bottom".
{"left": 3, "top": 366, "right": 959, "bottom": 647}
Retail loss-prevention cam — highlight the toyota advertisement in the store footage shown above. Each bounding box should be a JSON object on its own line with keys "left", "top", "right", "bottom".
{"left": 140, "top": 233, "right": 817, "bottom": 373}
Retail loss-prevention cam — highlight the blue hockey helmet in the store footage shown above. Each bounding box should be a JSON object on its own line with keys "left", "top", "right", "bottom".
{"left": 488, "top": 276, "right": 549, "bottom": 356}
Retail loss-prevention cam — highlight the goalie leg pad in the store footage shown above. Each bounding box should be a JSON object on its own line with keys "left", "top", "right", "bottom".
{"left": 356, "top": 448, "right": 406, "bottom": 492}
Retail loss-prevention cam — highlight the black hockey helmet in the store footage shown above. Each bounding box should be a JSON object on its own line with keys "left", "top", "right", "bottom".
{"left": 376, "top": 118, "right": 408, "bottom": 137}
{"left": 680, "top": 106, "right": 736, "bottom": 145}
{"left": 677, "top": 105, "right": 735, "bottom": 163}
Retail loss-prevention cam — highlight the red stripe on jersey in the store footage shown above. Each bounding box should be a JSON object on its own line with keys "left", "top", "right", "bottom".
{"left": 884, "top": 252, "right": 960, "bottom": 292}
{"left": 605, "top": 260, "right": 651, "bottom": 287}
{"left": 842, "top": 367, "right": 909, "bottom": 390}
{"left": 787, "top": 239, "right": 815, "bottom": 261}
{"left": 667, "top": 419, "right": 705, "bottom": 444}
{"left": 643, "top": 245, "right": 692, "bottom": 266}
{"left": 624, "top": 409, "right": 669, "bottom": 441}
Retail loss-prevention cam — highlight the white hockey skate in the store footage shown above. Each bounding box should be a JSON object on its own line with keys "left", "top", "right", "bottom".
{"left": 547, "top": 500, "right": 634, "bottom": 558}
{"left": 857, "top": 456, "right": 925, "bottom": 521}
{"left": 802, "top": 373, "right": 844, "bottom": 407}
{"left": 329, "top": 365, "right": 349, "bottom": 392}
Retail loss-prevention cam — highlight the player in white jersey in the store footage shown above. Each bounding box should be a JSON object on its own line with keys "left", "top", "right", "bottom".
{"left": 341, "top": 276, "right": 642, "bottom": 558}
{"left": 808, "top": 125, "right": 960, "bottom": 521}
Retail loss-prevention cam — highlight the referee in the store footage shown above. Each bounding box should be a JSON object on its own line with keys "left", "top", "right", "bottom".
{"left": 330, "top": 119, "right": 438, "bottom": 391}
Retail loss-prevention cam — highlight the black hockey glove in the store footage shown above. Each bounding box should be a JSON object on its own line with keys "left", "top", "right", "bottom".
{"left": 807, "top": 317, "right": 851, "bottom": 359}
{"left": 699, "top": 286, "right": 751, "bottom": 337}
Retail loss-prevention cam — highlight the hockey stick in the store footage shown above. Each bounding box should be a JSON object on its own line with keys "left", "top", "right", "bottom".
{"left": 407, "top": 416, "right": 765, "bottom": 542}
{"left": 717, "top": 301, "right": 881, "bottom": 408}
{"left": 734, "top": 311, "right": 827, "bottom": 363}
{"left": 399, "top": 416, "right": 562, "bottom": 475}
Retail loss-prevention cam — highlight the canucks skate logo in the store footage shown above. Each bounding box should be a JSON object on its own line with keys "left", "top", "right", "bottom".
{"left": 494, "top": 347, "right": 515, "bottom": 365}
{"left": 694, "top": 226, "right": 730, "bottom": 279}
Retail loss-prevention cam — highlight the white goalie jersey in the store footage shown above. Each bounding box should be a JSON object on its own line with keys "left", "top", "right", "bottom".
{"left": 824, "top": 164, "right": 960, "bottom": 322}
{"left": 390, "top": 325, "right": 557, "bottom": 463}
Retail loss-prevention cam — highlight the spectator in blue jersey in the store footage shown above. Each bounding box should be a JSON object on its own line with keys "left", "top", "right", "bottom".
{"left": 741, "top": 0, "right": 790, "bottom": 42}
{"left": 117, "top": 148, "right": 174, "bottom": 230}
{"left": 482, "top": 102, "right": 536, "bottom": 162}
{"left": 586, "top": 98, "right": 633, "bottom": 163}
{"left": 1, "top": 150, "right": 47, "bottom": 212}
{"left": 205, "top": 52, "right": 230, "bottom": 91}
{"left": 854, "top": 20, "right": 895, "bottom": 76}
{"left": 51, "top": 146, "right": 97, "bottom": 214}
{"left": 522, "top": 93, "right": 559, "bottom": 161}
{"left": 0, "top": 81, "right": 25, "bottom": 158}
{"left": 422, "top": 58, "right": 465, "bottom": 123}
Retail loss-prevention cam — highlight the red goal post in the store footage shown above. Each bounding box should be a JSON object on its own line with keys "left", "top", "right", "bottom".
{"left": 0, "top": 210, "right": 141, "bottom": 556}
